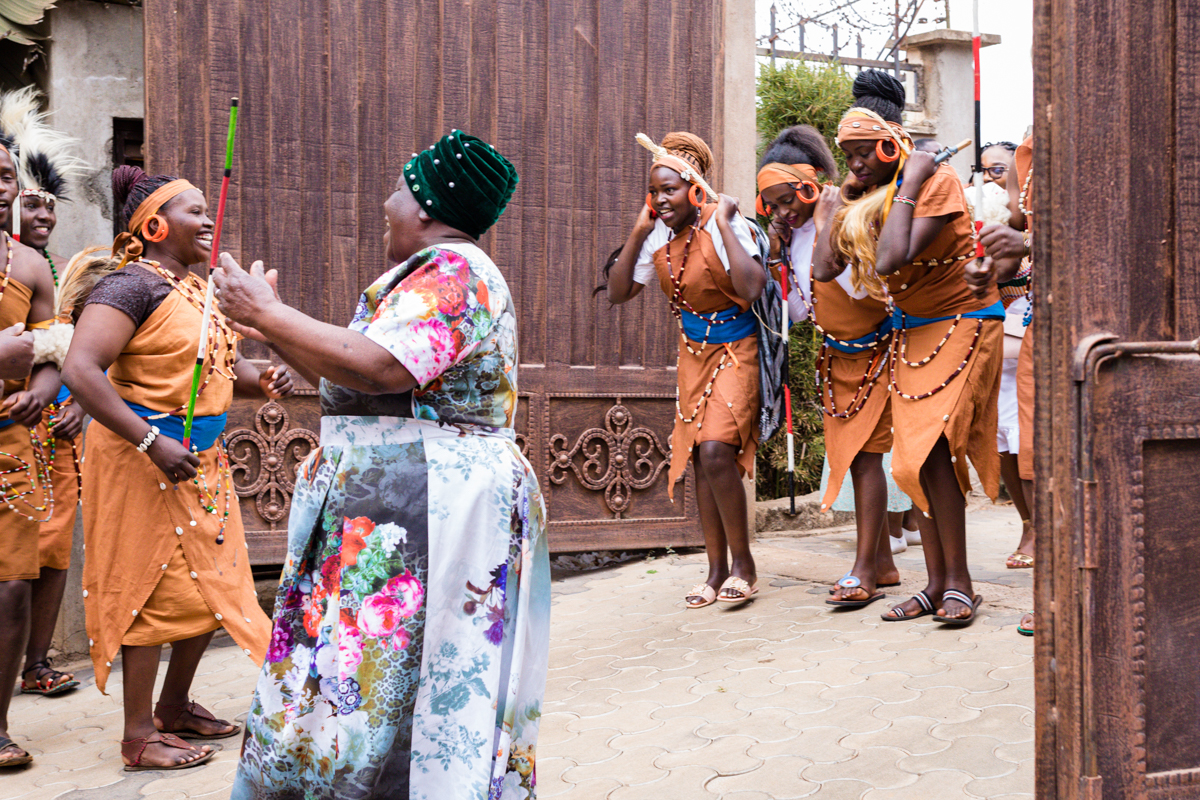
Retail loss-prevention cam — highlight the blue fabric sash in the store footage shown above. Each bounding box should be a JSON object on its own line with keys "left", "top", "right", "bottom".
{"left": 125, "top": 401, "right": 227, "bottom": 452}
{"left": 824, "top": 317, "right": 894, "bottom": 355}
{"left": 680, "top": 304, "right": 757, "bottom": 344}
{"left": 892, "top": 300, "right": 1005, "bottom": 330}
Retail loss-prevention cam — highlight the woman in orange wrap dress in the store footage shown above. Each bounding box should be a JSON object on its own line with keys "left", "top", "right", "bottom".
{"left": 757, "top": 125, "right": 900, "bottom": 609}
{"left": 0, "top": 139, "right": 63, "bottom": 769}
{"left": 814, "top": 71, "right": 1003, "bottom": 626}
{"left": 606, "top": 132, "right": 765, "bottom": 608}
{"left": 61, "top": 166, "right": 293, "bottom": 771}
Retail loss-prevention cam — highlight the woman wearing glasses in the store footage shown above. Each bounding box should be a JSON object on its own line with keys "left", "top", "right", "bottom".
{"left": 971, "top": 141, "right": 1017, "bottom": 188}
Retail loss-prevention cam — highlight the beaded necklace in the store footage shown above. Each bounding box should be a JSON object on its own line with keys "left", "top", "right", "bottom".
{"left": 666, "top": 212, "right": 740, "bottom": 425}
{"left": 887, "top": 314, "right": 984, "bottom": 401}
{"left": 134, "top": 260, "right": 236, "bottom": 544}
{"left": 789, "top": 245, "right": 892, "bottom": 420}
{"left": 0, "top": 234, "right": 54, "bottom": 520}
{"left": 45, "top": 401, "right": 83, "bottom": 498}
{"left": 41, "top": 249, "right": 57, "bottom": 288}
{"left": 1018, "top": 168, "right": 1033, "bottom": 218}
{"left": 139, "top": 260, "right": 238, "bottom": 414}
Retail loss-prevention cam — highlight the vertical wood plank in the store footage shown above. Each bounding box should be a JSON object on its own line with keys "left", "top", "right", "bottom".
{"left": 491, "top": 0, "right": 526, "bottom": 350}
{"left": 267, "top": 0, "right": 303, "bottom": 314}
{"left": 545, "top": 0, "right": 574, "bottom": 367}
{"left": 1176, "top": 1, "right": 1200, "bottom": 341}
{"left": 358, "top": 0, "right": 389, "bottom": 290}
{"left": 569, "top": 0, "right": 599, "bottom": 367}
{"left": 175, "top": 0, "right": 210, "bottom": 190}
{"left": 514, "top": 0, "right": 548, "bottom": 365}
{"left": 142, "top": 0, "right": 179, "bottom": 174}
{"left": 299, "top": 0, "right": 330, "bottom": 320}
{"left": 326, "top": 0, "right": 360, "bottom": 328}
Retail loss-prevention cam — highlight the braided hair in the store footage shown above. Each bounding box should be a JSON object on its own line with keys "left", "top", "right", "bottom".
{"left": 851, "top": 69, "right": 906, "bottom": 123}
{"left": 112, "top": 165, "right": 179, "bottom": 232}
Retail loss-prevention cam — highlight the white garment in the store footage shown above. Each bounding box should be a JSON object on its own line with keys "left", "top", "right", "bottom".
{"left": 997, "top": 356, "right": 1021, "bottom": 453}
{"left": 786, "top": 220, "right": 869, "bottom": 324}
{"left": 632, "top": 212, "right": 758, "bottom": 285}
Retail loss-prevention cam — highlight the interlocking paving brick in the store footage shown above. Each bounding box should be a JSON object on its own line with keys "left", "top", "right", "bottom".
{"left": 839, "top": 715, "right": 951, "bottom": 757}
{"left": 560, "top": 744, "right": 666, "bottom": 786}
{"left": 656, "top": 734, "right": 761, "bottom": 775}
{"left": 860, "top": 767, "right": 974, "bottom": 799}
{"left": 707, "top": 755, "right": 820, "bottom": 799}
{"left": 899, "top": 735, "right": 1016, "bottom": 778}
{"left": 964, "top": 757, "right": 1036, "bottom": 798}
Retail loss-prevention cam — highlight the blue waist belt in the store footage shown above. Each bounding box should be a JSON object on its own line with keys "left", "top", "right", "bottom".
{"left": 824, "top": 317, "right": 894, "bottom": 355}
{"left": 679, "top": 304, "right": 758, "bottom": 344}
{"left": 892, "top": 300, "right": 1005, "bottom": 330}
{"left": 125, "top": 401, "right": 227, "bottom": 453}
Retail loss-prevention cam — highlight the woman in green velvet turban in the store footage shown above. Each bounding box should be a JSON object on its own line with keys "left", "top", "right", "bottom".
{"left": 218, "top": 131, "right": 548, "bottom": 800}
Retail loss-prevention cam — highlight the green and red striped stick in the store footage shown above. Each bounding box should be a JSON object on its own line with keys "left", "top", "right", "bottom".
{"left": 182, "top": 97, "right": 238, "bottom": 451}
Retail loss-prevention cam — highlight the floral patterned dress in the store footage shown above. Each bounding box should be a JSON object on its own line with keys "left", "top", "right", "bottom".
{"left": 232, "top": 243, "right": 549, "bottom": 800}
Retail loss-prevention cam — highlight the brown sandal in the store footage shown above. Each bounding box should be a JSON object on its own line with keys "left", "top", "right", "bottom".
{"left": 0, "top": 737, "right": 32, "bottom": 768}
{"left": 154, "top": 700, "right": 240, "bottom": 740}
{"left": 121, "top": 732, "right": 215, "bottom": 771}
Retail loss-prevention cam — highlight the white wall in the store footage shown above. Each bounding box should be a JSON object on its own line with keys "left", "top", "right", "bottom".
{"left": 45, "top": 0, "right": 144, "bottom": 261}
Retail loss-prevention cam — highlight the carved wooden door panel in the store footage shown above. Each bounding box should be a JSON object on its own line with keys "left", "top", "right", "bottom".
{"left": 1036, "top": 1, "right": 1200, "bottom": 797}
{"left": 143, "top": 0, "right": 726, "bottom": 559}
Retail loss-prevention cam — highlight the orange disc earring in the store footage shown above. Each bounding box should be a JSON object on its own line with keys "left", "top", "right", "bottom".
{"left": 875, "top": 139, "right": 901, "bottom": 163}
{"left": 141, "top": 214, "right": 170, "bottom": 242}
{"left": 797, "top": 181, "right": 821, "bottom": 204}
{"left": 688, "top": 184, "right": 705, "bottom": 208}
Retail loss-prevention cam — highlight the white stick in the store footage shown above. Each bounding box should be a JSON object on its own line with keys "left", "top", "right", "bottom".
{"left": 195, "top": 278, "right": 216, "bottom": 362}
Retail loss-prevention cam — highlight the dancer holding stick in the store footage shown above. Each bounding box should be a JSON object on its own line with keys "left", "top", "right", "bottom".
{"left": 61, "top": 146, "right": 293, "bottom": 768}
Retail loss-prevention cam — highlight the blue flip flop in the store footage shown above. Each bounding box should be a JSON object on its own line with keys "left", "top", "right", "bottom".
{"left": 827, "top": 574, "right": 886, "bottom": 608}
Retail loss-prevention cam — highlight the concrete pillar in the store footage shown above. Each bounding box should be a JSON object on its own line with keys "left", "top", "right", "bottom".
{"left": 901, "top": 29, "right": 1000, "bottom": 181}
{"left": 44, "top": 0, "right": 145, "bottom": 261}
{"left": 724, "top": 0, "right": 757, "bottom": 534}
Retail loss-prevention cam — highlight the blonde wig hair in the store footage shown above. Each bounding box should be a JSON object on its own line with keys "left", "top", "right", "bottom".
{"left": 830, "top": 108, "right": 913, "bottom": 301}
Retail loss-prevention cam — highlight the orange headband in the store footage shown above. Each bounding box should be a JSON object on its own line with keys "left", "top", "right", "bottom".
{"left": 836, "top": 108, "right": 913, "bottom": 150}
{"left": 756, "top": 163, "right": 822, "bottom": 194}
{"left": 127, "top": 179, "right": 198, "bottom": 235}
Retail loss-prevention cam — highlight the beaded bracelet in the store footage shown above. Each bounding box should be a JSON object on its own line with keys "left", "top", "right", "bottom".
{"left": 137, "top": 426, "right": 160, "bottom": 453}
{"left": 892, "top": 195, "right": 916, "bottom": 209}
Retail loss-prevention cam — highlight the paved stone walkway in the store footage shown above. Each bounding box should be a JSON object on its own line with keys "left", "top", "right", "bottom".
{"left": 3, "top": 504, "right": 1034, "bottom": 799}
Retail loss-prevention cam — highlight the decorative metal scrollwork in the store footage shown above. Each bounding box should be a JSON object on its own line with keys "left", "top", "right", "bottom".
{"left": 549, "top": 403, "right": 669, "bottom": 518}
{"left": 226, "top": 401, "right": 320, "bottom": 528}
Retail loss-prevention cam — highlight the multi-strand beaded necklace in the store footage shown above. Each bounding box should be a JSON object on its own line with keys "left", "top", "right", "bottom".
{"left": 666, "top": 213, "right": 742, "bottom": 425}
{"left": 135, "top": 260, "right": 237, "bottom": 544}
{"left": 37, "top": 246, "right": 83, "bottom": 502}
{"left": 0, "top": 234, "right": 54, "bottom": 520}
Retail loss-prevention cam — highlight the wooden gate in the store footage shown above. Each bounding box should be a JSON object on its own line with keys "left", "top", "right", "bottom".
{"left": 142, "top": 0, "right": 745, "bottom": 560}
{"left": 1036, "top": 1, "right": 1200, "bottom": 796}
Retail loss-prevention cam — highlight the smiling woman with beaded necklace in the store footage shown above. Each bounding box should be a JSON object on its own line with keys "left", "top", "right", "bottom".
{"left": 58, "top": 166, "right": 294, "bottom": 771}
{"left": 812, "top": 70, "right": 1005, "bottom": 627}
{"left": 605, "top": 131, "right": 766, "bottom": 609}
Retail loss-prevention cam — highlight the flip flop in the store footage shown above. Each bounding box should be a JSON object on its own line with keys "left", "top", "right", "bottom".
{"left": 1017, "top": 612, "right": 1034, "bottom": 637}
{"left": 716, "top": 576, "right": 758, "bottom": 605}
{"left": 1006, "top": 552, "right": 1034, "bottom": 569}
{"left": 826, "top": 574, "right": 885, "bottom": 608}
{"left": 881, "top": 590, "right": 936, "bottom": 621}
{"left": 122, "top": 732, "right": 216, "bottom": 772}
{"left": 828, "top": 573, "right": 900, "bottom": 594}
{"left": 935, "top": 589, "right": 983, "bottom": 627}
{"left": 0, "top": 737, "right": 32, "bottom": 768}
{"left": 685, "top": 583, "right": 717, "bottom": 609}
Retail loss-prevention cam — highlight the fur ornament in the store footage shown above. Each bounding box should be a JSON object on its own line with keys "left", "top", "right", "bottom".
{"left": 32, "top": 322, "right": 72, "bottom": 369}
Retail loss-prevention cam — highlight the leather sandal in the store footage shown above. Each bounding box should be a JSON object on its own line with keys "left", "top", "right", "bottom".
{"left": 121, "top": 732, "right": 215, "bottom": 771}
{"left": 21, "top": 658, "right": 79, "bottom": 696}
{"left": 685, "top": 583, "right": 717, "bottom": 609}
{"left": 1006, "top": 552, "right": 1034, "bottom": 569}
{"left": 0, "top": 737, "right": 32, "bottom": 768}
{"left": 154, "top": 700, "right": 240, "bottom": 740}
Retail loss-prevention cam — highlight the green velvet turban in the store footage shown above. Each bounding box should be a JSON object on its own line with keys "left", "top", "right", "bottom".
{"left": 403, "top": 131, "right": 519, "bottom": 239}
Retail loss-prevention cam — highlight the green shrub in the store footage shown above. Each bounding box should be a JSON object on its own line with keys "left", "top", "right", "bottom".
{"left": 754, "top": 59, "right": 854, "bottom": 499}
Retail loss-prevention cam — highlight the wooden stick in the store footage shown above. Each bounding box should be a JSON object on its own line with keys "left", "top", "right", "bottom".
{"left": 182, "top": 97, "right": 239, "bottom": 450}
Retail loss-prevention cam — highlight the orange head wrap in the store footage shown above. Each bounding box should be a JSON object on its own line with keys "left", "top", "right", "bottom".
{"left": 112, "top": 178, "right": 198, "bottom": 266}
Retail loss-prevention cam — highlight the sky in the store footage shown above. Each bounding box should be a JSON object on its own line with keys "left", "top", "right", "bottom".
{"left": 755, "top": 0, "right": 1034, "bottom": 143}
